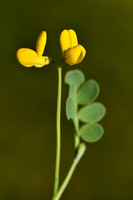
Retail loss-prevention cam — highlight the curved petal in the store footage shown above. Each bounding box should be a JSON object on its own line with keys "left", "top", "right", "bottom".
{"left": 68, "top": 29, "right": 78, "bottom": 48}
{"left": 77, "top": 45, "right": 86, "bottom": 64}
{"left": 60, "top": 30, "right": 71, "bottom": 53}
{"left": 64, "top": 45, "right": 82, "bottom": 65}
{"left": 36, "top": 31, "right": 47, "bottom": 57}
{"left": 16, "top": 48, "right": 46, "bottom": 67}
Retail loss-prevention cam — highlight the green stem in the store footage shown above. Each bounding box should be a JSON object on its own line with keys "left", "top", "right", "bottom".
{"left": 74, "top": 104, "right": 80, "bottom": 154}
{"left": 53, "top": 67, "right": 62, "bottom": 197}
{"left": 74, "top": 133, "right": 80, "bottom": 152}
{"left": 74, "top": 117, "right": 80, "bottom": 149}
{"left": 54, "top": 143, "right": 86, "bottom": 200}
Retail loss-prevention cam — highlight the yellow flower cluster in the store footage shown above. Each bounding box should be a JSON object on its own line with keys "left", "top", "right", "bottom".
{"left": 16, "top": 29, "right": 86, "bottom": 67}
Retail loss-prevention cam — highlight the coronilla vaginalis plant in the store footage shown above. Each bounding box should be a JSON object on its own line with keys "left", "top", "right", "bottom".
{"left": 16, "top": 29, "right": 106, "bottom": 200}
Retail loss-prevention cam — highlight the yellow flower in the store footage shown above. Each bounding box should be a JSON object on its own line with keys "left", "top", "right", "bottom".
{"left": 16, "top": 31, "right": 51, "bottom": 68}
{"left": 60, "top": 29, "right": 86, "bottom": 66}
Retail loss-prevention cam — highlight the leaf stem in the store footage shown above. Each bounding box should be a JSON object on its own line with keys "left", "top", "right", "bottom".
{"left": 74, "top": 104, "right": 80, "bottom": 154}
{"left": 53, "top": 143, "right": 86, "bottom": 200}
{"left": 74, "top": 133, "right": 80, "bottom": 153}
{"left": 53, "top": 67, "right": 62, "bottom": 197}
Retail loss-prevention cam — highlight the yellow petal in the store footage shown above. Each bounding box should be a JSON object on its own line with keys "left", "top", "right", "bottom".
{"left": 16, "top": 48, "right": 46, "bottom": 67}
{"left": 36, "top": 31, "right": 47, "bottom": 57}
{"left": 76, "top": 45, "right": 86, "bottom": 64}
{"left": 60, "top": 30, "right": 71, "bottom": 53}
{"left": 64, "top": 45, "right": 82, "bottom": 65}
{"left": 68, "top": 29, "right": 78, "bottom": 48}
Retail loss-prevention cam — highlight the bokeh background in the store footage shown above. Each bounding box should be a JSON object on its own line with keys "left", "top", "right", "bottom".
{"left": 0, "top": 0, "right": 133, "bottom": 199}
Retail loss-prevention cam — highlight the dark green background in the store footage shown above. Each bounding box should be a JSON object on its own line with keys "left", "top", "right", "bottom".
{"left": 0, "top": 0, "right": 133, "bottom": 199}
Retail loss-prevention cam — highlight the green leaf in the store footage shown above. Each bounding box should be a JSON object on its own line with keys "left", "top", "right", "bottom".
{"left": 66, "top": 97, "right": 77, "bottom": 121}
{"left": 65, "top": 69, "right": 85, "bottom": 91}
{"left": 76, "top": 80, "right": 100, "bottom": 105}
{"left": 78, "top": 102, "right": 106, "bottom": 123}
{"left": 80, "top": 123, "right": 104, "bottom": 143}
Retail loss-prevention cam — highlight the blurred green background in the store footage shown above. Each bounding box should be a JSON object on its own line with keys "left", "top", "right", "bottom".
{"left": 0, "top": 0, "right": 133, "bottom": 199}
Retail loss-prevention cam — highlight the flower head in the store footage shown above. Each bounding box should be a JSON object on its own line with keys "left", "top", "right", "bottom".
{"left": 16, "top": 31, "right": 51, "bottom": 68}
{"left": 60, "top": 29, "right": 86, "bottom": 66}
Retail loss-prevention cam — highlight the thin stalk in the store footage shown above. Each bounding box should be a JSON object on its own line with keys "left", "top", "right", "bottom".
{"left": 74, "top": 133, "right": 80, "bottom": 152}
{"left": 54, "top": 143, "right": 86, "bottom": 200}
{"left": 74, "top": 103, "right": 80, "bottom": 153}
{"left": 53, "top": 67, "right": 62, "bottom": 197}
{"left": 74, "top": 117, "right": 80, "bottom": 150}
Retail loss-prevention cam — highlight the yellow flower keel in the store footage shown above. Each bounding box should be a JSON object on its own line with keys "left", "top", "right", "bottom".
{"left": 64, "top": 46, "right": 81, "bottom": 65}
